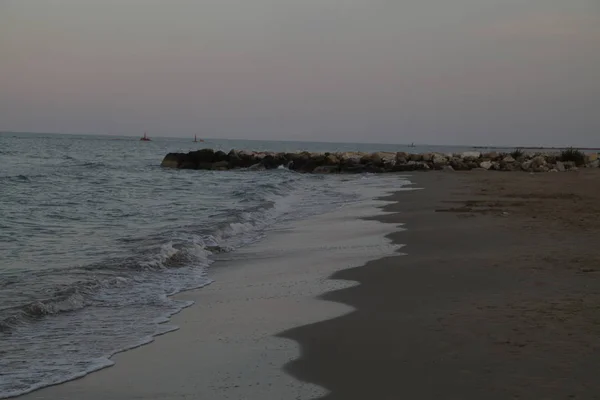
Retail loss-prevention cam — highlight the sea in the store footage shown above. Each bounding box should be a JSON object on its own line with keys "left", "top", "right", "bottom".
{"left": 0, "top": 132, "right": 484, "bottom": 398}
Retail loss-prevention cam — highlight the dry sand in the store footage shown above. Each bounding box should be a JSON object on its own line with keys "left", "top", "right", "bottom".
{"left": 281, "top": 169, "right": 600, "bottom": 399}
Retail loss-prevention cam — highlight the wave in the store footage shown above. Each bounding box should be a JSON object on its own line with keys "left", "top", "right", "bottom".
{"left": 0, "top": 187, "right": 294, "bottom": 335}
{"left": 0, "top": 166, "right": 364, "bottom": 398}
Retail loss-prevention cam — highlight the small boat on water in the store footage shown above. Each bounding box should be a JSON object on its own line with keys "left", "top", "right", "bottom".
{"left": 140, "top": 132, "right": 151, "bottom": 141}
{"left": 194, "top": 135, "right": 204, "bottom": 143}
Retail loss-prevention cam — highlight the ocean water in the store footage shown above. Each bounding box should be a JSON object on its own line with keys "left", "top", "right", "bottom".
{"left": 0, "top": 132, "right": 478, "bottom": 398}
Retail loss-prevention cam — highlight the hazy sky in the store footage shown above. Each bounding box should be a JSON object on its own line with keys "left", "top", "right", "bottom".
{"left": 1, "top": 0, "right": 599, "bottom": 146}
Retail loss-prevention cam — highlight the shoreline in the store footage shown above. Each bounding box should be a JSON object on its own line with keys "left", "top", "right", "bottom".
{"left": 17, "top": 175, "right": 409, "bottom": 400}
{"left": 16, "top": 169, "right": 600, "bottom": 399}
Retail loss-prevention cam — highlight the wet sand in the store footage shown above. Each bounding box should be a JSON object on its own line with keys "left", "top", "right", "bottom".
{"left": 18, "top": 176, "right": 406, "bottom": 400}
{"left": 280, "top": 169, "right": 600, "bottom": 399}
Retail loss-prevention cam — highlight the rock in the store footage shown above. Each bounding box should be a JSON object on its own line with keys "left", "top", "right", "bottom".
{"left": 212, "top": 160, "right": 230, "bottom": 170}
{"left": 450, "top": 158, "right": 469, "bottom": 171}
{"left": 432, "top": 154, "right": 448, "bottom": 167}
{"left": 261, "top": 154, "right": 289, "bottom": 169}
{"left": 194, "top": 149, "right": 216, "bottom": 163}
{"left": 396, "top": 152, "right": 409, "bottom": 162}
{"left": 549, "top": 169, "right": 558, "bottom": 172}
{"left": 466, "top": 161, "right": 480, "bottom": 169}
{"left": 313, "top": 165, "right": 339, "bottom": 174}
{"left": 587, "top": 160, "right": 600, "bottom": 168}
{"left": 521, "top": 160, "right": 533, "bottom": 171}
{"left": 531, "top": 156, "right": 547, "bottom": 168}
{"left": 339, "top": 152, "right": 363, "bottom": 165}
{"left": 369, "top": 152, "right": 384, "bottom": 166}
{"left": 461, "top": 151, "right": 481, "bottom": 160}
{"left": 324, "top": 154, "right": 339, "bottom": 165}
{"left": 161, "top": 148, "right": 572, "bottom": 173}
{"left": 213, "top": 150, "right": 228, "bottom": 163}
{"left": 480, "top": 161, "right": 493, "bottom": 170}
{"left": 421, "top": 153, "right": 434, "bottom": 162}
{"left": 392, "top": 161, "right": 427, "bottom": 171}
{"left": 483, "top": 152, "right": 500, "bottom": 161}
{"left": 161, "top": 153, "right": 182, "bottom": 168}
{"left": 383, "top": 159, "right": 397, "bottom": 169}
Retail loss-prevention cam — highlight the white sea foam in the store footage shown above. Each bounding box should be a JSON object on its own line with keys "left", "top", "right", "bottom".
{"left": 1, "top": 169, "right": 411, "bottom": 399}
{"left": 18, "top": 173, "right": 415, "bottom": 400}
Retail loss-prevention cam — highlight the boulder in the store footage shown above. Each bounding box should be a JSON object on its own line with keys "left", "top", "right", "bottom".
{"left": 531, "top": 156, "right": 547, "bottom": 168}
{"left": 213, "top": 150, "right": 228, "bottom": 163}
{"left": 324, "top": 154, "right": 340, "bottom": 165}
{"left": 480, "top": 161, "right": 493, "bottom": 170}
{"left": 392, "top": 161, "right": 426, "bottom": 171}
{"left": 396, "top": 152, "right": 409, "bottom": 161}
{"left": 161, "top": 153, "right": 182, "bottom": 168}
{"left": 160, "top": 148, "right": 574, "bottom": 173}
{"left": 450, "top": 158, "right": 470, "bottom": 171}
{"left": 339, "top": 152, "right": 363, "bottom": 165}
{"left": 483, "top": 152, "right": 500, "bottom": 160}
{"left": 461, "top": 151, "right": 481, "bottom": 160}
{"left": 421, "top": 153, "right": 434, "bottom": 162}
{"left": 361, "top": 152, "right": 384, "bottom": 166}
{"left": 521, "top": 160, "right": 533, "bottom": 171}
{"left": 500, "top": 161, "right": 520, "bottom": 171}
{"left": 194, "top": 149, "right": 216, "bottom": 163}
{"left": 586, "top": 160, "right": 599, "bottom": 168}
{"left": 211, "top": 161, "right": 230, "bottom": 170}
{"left": 432, "top": 154, "right": 448, "bottom": 167}
{"left": 396, "top": 156, "right": 408, "bottom": 164}
{"left": 262, "top": 154, "right": 290, "bottom": 169}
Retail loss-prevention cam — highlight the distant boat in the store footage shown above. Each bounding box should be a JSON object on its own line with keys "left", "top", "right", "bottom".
{"left": 194, "top": 135, "right": 204, "bottom": 143}
{"left": 140, "top": 132, "right": 151, "bottom": 141}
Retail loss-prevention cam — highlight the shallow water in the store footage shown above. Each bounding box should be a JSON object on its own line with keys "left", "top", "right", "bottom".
{"left": 0, "top": 132, "right": 474, "bottom": 398}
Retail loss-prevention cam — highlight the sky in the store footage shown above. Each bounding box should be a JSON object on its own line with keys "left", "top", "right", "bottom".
{"left": 1, "top": 0, "right": 599, "bottom": 146}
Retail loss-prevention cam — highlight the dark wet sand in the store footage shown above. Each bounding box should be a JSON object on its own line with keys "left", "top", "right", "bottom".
{"left": 279, "top": 170, "right": 600, "bottom": 400}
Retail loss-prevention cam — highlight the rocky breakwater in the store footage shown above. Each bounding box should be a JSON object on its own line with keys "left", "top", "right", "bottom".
{"left": 161, "top": 149, "right": 600, "bottom": 173}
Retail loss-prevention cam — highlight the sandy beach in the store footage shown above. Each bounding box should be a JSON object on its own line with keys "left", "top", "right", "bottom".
{"left": 283, "top": 169, "right": 600, "bottom": 399}
{"left": 19, "top": 170, "right": 600, "bottom": 399}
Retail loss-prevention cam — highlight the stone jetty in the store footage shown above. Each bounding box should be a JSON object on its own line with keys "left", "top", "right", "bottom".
{"left": 161, "top": 149, "right": 599, "bottom": 173}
